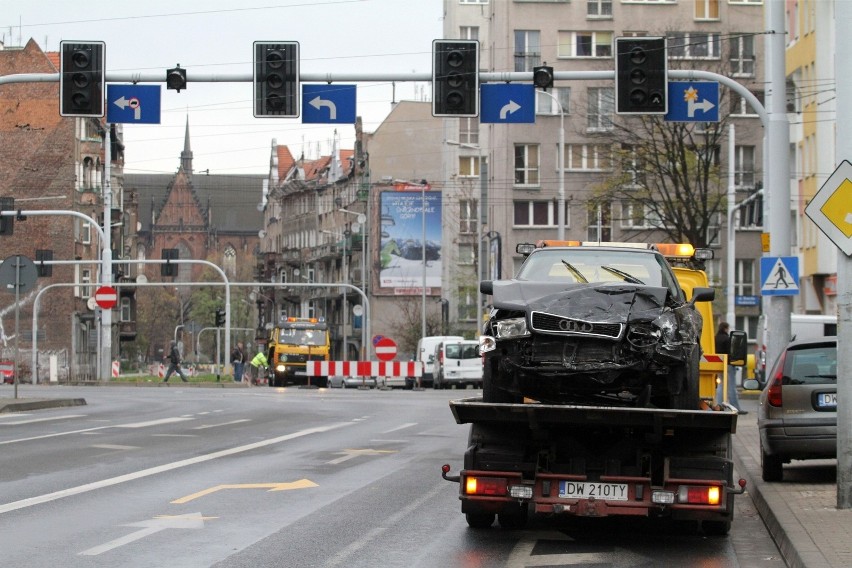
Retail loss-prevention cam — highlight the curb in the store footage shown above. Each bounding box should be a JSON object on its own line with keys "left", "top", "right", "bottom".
{"left": 0, "top": 398, "right": 87, "bottom": 414}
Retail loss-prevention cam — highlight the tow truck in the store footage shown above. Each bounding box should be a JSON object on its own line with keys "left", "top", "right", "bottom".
{"left": 442, "top": 241, "right": 748, "bottom": 534}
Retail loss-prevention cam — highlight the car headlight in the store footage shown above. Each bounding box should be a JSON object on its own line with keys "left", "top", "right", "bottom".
{"left": 479, "top": 335, "right": 496, "bottom": 353}
{"left": 275, "top": 364, "right": 287, "bottom": 372}
{"left": 651, "top": 311, "right": 678, "bottom": 344}
{"left": 493, "top": 317, "right": 530, "bottom": 340}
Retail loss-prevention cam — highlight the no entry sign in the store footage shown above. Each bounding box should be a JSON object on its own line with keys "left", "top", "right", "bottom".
{"left": 94, "top": 285, "right": 118, "bottom": 309}
{"left": 374, "top": 337, "right": 398, "bottom": 361}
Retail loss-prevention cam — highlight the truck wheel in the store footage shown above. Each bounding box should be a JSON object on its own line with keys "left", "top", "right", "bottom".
{"left": 761, "top": 447, "right": 783, "bottom": 481}
{"left": 465, "top": 512, "right": 495, "bottom": 529}
{"left": 702, "top": 519, "right": 731, "bottom": 536}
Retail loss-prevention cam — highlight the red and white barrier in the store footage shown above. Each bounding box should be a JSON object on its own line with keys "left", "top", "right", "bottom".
{"left": 111, "top": 360, "right": 120, "bottom": 378}
{"left": 701, "top": 354, "right": 726, "bottom": 364}
{"left": 306, "top": 361, "right": 423, "bottom": 377}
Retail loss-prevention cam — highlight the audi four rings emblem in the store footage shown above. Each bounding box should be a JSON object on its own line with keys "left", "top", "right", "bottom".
{"left": 559, "top": 319, "right": 594, "bottom": 333}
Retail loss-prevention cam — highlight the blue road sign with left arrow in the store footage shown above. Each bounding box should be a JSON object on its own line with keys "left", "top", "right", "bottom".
{"left": 106, "top": 85, "right": 161, "bottom": 124}
{"left": 302, "top": 84, "right": 356, "bottom": 124}
{"left": 665, "top": 81, "right": 719, "bottom": 122}
{"left": 480, "top": 84, "right": 535, "bottom": 124}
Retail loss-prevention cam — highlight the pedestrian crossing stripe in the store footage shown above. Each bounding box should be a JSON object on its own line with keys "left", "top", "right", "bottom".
{"left": 760, "top": 256, "right": 799, "bottom": 296}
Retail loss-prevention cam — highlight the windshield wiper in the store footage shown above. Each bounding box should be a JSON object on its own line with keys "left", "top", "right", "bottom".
{"left": 601, "top": 265, "right": 645, "bottom": 285}
{"left": 561, "top": 260, "right": 588, "bottom": 283}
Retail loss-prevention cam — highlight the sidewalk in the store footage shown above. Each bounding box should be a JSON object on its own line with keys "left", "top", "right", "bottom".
{"left": 734, "top": 391, "right": 852, "bottom": 568}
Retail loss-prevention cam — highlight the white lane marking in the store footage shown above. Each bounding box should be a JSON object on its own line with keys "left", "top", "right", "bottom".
{"left": 381, "top": 422, "right": 417, "bottom": 434}
{"left": 91, "top": 444, "right": 138, "bottom": 451}
{"left": 369, "top": 439, "right": 408, "bottom": 444}
{"left": 80, "top": 512, "right": 211, "bottom": 556}
{"left": 192, "top": 419, "right": 251, "bottom": 430}
{"left": 0, "top": 415, "right": 86, "bottom": 426}
{"left": 0, "top": 425, "right": 112, "bottom": 445}
{"left": 152, "top": 434, "right": 197, "bottom": 438}
{"left": 117, "top": 417, "right": 194, "bottom": 428}
{"left": 324, "top": 483, "right": 445, "bottom": 567}
{"left": 0, "top": 421, "right": 351, "bottom": 515}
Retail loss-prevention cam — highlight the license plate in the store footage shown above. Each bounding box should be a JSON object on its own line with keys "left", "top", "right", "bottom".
{"left": 817, "top": 393, "right": 837, "bottom": 408}
{"left": 559, "top": 481, "right": 629, "bottom": 501}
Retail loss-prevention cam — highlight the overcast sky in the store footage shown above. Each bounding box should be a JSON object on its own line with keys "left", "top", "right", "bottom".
{"left": 1, "top": 0, "right": 442, "bottom": 175}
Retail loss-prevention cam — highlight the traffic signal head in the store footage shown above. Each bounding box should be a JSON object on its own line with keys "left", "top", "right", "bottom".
{"left": 215, "top": 308, "right": 226, "bottom": 327}
{"left": 432, "top": 40, "right": 479, "bottom": 117}
{"left": 161, "top": 248, "right": 179, "bottom": 277}
{"left": 0, "top": 197, "right": 14, "bottom": 236}
{"left": 59, "top": 41, "right": 105, "bottom": 117}
{"left": 533, "top": 65, "right": 554, "bottom": 91}
{"left": 254, "top": 42, "right": 300, "bottom": 118}
{"left": 166, "top": 65, "right": 187, "bottom": 92}
{"left": 615, "top": 37, "right": 667, "bottom": 115}
{"left": 36, "top": 249, "right": 53, "bottom": 277}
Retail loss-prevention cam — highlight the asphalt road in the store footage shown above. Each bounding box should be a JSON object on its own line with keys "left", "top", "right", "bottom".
{"left": 0, "top": 386, "right": 784, "bottom": 567}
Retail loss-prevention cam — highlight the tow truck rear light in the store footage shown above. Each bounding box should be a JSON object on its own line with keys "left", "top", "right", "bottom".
{"left": 651, "top": 490, "right": 675, "bottom": 504}
{"left": 509, "top": 485, "right": 534, "bottom": 499}
{"left": 678, "top": 485, "right": 722, "bottom": 505}
{"left": 464, "top": 476, "right": 508, "bottom": 496}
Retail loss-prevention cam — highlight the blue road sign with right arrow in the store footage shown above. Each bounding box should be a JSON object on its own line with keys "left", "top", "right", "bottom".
{"left": 480, "top": 84, "right": 535, "bottom": 124}
{"left": 665, "top": 81, "right": 719, "bottom": 122}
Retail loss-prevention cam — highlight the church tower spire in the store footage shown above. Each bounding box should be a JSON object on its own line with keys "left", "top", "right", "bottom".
{"left": 180, "top": 115, "right": 193, "bottom": 176}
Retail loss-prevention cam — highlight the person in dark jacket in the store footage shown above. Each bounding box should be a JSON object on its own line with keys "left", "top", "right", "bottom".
{"left": 715, "top": 322, "right": 745, "bottom": 413}
{"left": 231, "top": 342, "right": 246, "bottom": 383}
{"left": 163, "top": 340, "right": 189, "bottom": 383}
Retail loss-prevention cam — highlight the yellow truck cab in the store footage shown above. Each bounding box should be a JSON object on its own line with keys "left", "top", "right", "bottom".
{"left": 267, "top": 317, "right": 331, "bottom": 387}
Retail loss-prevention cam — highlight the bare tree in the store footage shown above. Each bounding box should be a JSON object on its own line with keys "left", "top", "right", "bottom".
{"left": 382, "top": 297, "right": 443, "bottom": 356}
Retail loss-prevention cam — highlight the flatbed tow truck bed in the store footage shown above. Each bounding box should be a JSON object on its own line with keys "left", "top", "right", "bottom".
{"left": 442, "top": 398, "right": 746, "bottom": 533}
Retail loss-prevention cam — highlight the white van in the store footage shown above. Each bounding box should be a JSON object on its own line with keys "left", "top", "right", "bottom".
{"left": 433, "top": 340, "right": 482, "bottom": 389}
{"left": 754, "top": 313, "right": 837, "bottom": 388}
{"left": 416, "top": 335, "right": 464, "bottom": 388}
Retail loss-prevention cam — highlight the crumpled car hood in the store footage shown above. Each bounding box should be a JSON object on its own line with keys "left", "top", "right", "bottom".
{"left": 491, "top": 281, "right": 669, "bottom": 323}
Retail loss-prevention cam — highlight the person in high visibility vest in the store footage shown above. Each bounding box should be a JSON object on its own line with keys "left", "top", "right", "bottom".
{"left": 249, "top": 350, "right": 268, "bottom": 385}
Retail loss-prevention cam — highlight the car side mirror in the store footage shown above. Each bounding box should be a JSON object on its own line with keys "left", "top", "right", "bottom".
{"left": 480, "top": 280, "right": 493, "bottom": 295}
{"left": 729, "top": 330, "right": 748, "bottom": 367}
{"left": 690, "top": 287, "right": 715, "bottom": 304}
{"left": 743, "top": 378, "right": 761, "bottom": 391}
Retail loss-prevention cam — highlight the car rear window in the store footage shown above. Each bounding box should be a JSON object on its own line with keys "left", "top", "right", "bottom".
{"left": 784, "top": 344, "right": 837, "bottom": 385}
{"left": 446, "top": 344, "right": 478, "bottom": 359}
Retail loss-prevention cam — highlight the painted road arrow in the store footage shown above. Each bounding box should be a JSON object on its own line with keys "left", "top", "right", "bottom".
{"left": 80, "top": 512, "right": 215, "bottom": 556}
{"left": 309, "top": 96, "right": 337, "bottom": 120}
{"left": 171, "top": 479, "right": 318, "bottom": 504}
{"left": 326, "top": 448, "right": 397, "bottom": 465}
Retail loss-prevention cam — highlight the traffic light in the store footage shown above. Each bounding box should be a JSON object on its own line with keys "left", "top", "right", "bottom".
{"left": 533, "top": 65, "right": 554, "bottom": 91}
{"left": 432, "top": 40, "right": 479, "bottom": 117}
{"left": 254, "top": 41, "right": 299, "bottom": 118}
{"left": 59, "top": 41, "right": 105, "bottom": 117}
{"left": 215, "top": 308, "right": 226, "bottom": 328}
{"left": 615, "top": 37, "right": 667, "bottom": 115}
{"left": 36, "top": 249, "right": 53, "bottom": 277}
{"left": 161, "top": 248, "right": 179, "bottom": 277}
{"left": 166, "top": 65, "right": 187, "bottom": 92}
{"left": 0, "top": 197, "right": 13, "bottom": 236}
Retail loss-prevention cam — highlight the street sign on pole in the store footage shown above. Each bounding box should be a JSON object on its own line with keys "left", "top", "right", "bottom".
{"left": 665, "top": 81, "right": 719, "bottom": 122}
{"left": 374, "top": 337, "right": 397, "bottom": 361}
{"left": 480, "top": 84, "right": 535, "bottom": 124}
{"left": 302, "top": 84, "right": 356, "bottom": 124}
{"left": 805, "top": 159, "right": 852, "bottom": 256}
{"left": 760, "top": 257, "right": 799, "bottom": 296}
{"left": 94, "top": 285, "right": 118, "bottom": 309}
{"left": 106, "top": 85, "right": 161, "bottom": 124}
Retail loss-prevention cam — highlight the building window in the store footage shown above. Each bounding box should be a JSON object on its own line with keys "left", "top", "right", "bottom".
{"left": 536, "top": 87, "right": 570, "bottom": 115}
{"left": 620, "top": 200, "right": 662, "bottom": 229}
{"left": 80, "top": 221, "right": 92, "bottom": 244}
{"left": 620, "top": 144, "right": 647, "bottom": 186}
{"left": 587, "top": 0, "right": 613, "bottom": 18}
{"left": 459, "top": 200, "right": 478, "bottom": 234}
{"left": 459, "top": 156, "right": 480, "bottom": 177}
{"left": 459, "top": 118, "right": 479, "bottom": 145}
{"left": 694, "top": 0, "right": 720, "bottom": 20}
{"left": 706, "top": 212, "right": 722, "bottom": 247}
{"left": 514, "top": 30, "right": 541, "bottom": 72}
{"left": 457, "top": 286, "right": 476, "bottom": 322}
{"left": 730, "top": 34, "right": 755, "bottom": 77}
{"left": 460, "top": 0, "right": 488, "bottom": 4}
{"left": 557, "top": 31, "right": 613, "bottom": 58}
{"left": 667, "top": 32, "right": 721, "bottom": 59}
{"left": 730, "top": 91, "right": 763, "bottom": 116}
{"left": 587, "top": 202, "right": 612, "bottom": 242}
{"left": 514, "top": 144, "right": 540, "bottom": 186}
{"left": 460, "top": 26, "right": 479, "bottom": 40}
{"left": 738, "top": 191, "right": 764, "bottom": 229}
{"left": 735, "top": 258, "right": 755, "bottom": 296}
{"left": 458, "top": 243, "right": 475, "bottom": 265}
{"left": 735, "top": 146, "right": 755, "bottom": 188}
{"left": 735, "top": 315, "right": 760, "bottom": 345}
{"left": 587, "top": 87, "right": 614, "bottom": 131}
{"left": 80, "top": 268, "right": 92, "bottom": 299}
{"left": 306, "top": 300, "right": 316, "bottom": 319}
{"left": 223, "top": 246, "right": 237, "bottom": 278}
{"left": 565, "top": 144, "right": 611, "bottom": 171}
{"left": 513, "top": 201, "right": 569, "bottom": 228}
{"left": 120, "top": 297, "right": 132, "bottom": 322}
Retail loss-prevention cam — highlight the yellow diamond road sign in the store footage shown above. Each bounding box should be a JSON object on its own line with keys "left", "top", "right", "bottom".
{"left": 805, "top": 159, "right": 852, "bottom": 255}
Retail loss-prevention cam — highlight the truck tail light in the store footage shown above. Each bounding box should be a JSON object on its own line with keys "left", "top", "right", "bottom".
{"left": 767, "top": 351, "right": 786, "bottom": 407}
{"left": 678, "top": 485, "right": 721, "bottom": 505}
{"left": 465, "top": 476, "right": 508, "bottom": 496}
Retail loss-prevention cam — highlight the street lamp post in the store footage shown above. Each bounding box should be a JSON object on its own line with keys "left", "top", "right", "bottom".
{"left": 535, "top": 90, "right": 566, "bottom": 240}
{"left": 339, "top": 208, "right": 367, "bottom": 358}
{"left": 321, "top": 229, "right": 349, "bottom": 360}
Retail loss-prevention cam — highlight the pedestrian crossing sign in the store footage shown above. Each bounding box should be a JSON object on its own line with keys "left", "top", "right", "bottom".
{"left": 760, "top": 256, "right": 799, "bottom": 296}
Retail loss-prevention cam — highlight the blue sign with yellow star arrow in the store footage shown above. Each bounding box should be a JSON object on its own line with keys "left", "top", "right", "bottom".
{"left": 665, "top": 81, "right": 719, "bottom": 122}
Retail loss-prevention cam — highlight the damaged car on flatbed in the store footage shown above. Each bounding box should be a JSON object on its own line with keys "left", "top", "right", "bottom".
{"left": 479, "top": 241, "right": 715, "bottom": 410}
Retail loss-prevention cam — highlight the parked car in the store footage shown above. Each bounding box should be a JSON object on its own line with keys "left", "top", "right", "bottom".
{"left": 0, "top": 361, "right": 14, "bottom": 384}
{"left": 754, "top": 313, "right": 837, "bottom": 389}
{"left": 432, "top": 340, "right": 482, "bottom": 389}
{"left": 328, "top": 375, "right": 377, "bottom": 389}
{"left": 754, "top": 336, "right": 837, "bottom": 481}
{"left": 416, "top": 335, "right": 464, "bottom": 387}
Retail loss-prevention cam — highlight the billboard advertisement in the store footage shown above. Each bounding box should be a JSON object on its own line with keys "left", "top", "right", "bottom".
{"left": 378, "top": 185, "right": 442, "bottom": 293}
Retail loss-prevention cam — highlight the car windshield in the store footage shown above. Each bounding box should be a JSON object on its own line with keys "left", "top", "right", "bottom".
{"left": 279, "top": 329, "right": 325, "bottom": 346}
{"left": 783, "top": 344, "right": 837, "bottom": 385}
{"left": 517, "top": 249, "right": 679, "bottom": 295}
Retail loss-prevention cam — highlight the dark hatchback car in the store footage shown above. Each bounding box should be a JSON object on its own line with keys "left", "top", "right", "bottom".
{"left": 756, "top": 337, "right": 837, "bottom": 481}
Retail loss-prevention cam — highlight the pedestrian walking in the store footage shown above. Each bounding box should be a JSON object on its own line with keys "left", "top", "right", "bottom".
{"left": 715, "top": 322, "right": 746, "bottom": 413}
{"left": 163, "top": 340, "right": 189, "bottom": 383}
{"left": 231, "top": 341, "right": 246, "bottom": 383}
{"left": 249, "top": 350, "right": 268, "bottom": 385}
